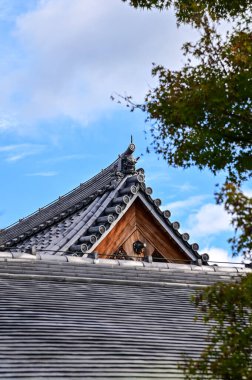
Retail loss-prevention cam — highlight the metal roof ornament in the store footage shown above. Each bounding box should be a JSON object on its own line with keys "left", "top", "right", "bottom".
{"left": 120, "top": 143, "right": 137, "bottom": 175}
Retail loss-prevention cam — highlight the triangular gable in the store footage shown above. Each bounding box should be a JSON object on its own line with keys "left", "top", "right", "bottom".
{"left": 94, "top": 198, "right": 193, "bottom": 263}
{"left": 66, "top": 183, "right": 200, "bottom": 263}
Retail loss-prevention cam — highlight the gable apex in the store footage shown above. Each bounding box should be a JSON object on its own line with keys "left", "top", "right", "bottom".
{"left": 94, "top": 197, "right": 196, "bottom": 263}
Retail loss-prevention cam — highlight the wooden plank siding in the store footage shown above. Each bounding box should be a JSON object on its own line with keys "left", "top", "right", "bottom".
{"left": 94, "top": 198, "right": 190, "bottom": 263}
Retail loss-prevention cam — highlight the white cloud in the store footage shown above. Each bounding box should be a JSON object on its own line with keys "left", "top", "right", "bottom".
{"left": 171, "top": 183, "right": 197, "bottom": 192}
{"left": 0, "top": 116, "right": 18, "bottom": 131}
{"left": 146, "top": 172, "right": 171, "bottom": 183}
{"left": 41, "top": 153, "right": 94, "bottom": 163}
{"left": 26, "top": 171, "right": 58, "bottom": 176}
{"left": 187, "top": 203, "right": 232, "bottom": 238}
{"left": 6, "top": 153, "right": 29, "bottom": 162}
{"left": 0, "top": 0, "right": 36, "bottom": 21}
{"left": 0, "top": 0, "right": 198, "bottom": 130}
{"left": 0, "top": 143, "right": 45, "bottom": 162}
{"left": 243, "top": 188, "right": 252, "bottom": 197}
{"left": 163, "top": 195, "right": 207, "bottom": 212}
{"left": 0, "top": 0, "right": 13, "bottom": 20}
{"left": 0, "top": 144, "right": 23, "bottom": 152}
{"left": 201, "top": 246, "right": 243, "bottom": 267}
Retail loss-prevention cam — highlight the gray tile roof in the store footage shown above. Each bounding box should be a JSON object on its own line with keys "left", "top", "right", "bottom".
{"left": 0, "top": 144, "right": 249, "bottom": 379}
{"left": 0, "top": 277, "right": 198, "bottom": 379}
{"left": 0, "top": 144, "right": 201, "bottom": 262}
{"left": 0, "top": 254, "right": 250, "bottom": 379}
{"left": 0, "top": 150, "right": 128, "bottom": 245}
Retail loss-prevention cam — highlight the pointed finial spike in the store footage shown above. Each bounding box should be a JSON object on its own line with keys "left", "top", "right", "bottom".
{"left": 131, "top": 135, "right": 133, "bottom": 144}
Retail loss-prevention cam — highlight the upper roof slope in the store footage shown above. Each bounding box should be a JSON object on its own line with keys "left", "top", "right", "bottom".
{"left": 0, "top": 143, "right": 201, "bottom": 262}
{"left": 0, "top": 148, "right": 123, "bottom": 244}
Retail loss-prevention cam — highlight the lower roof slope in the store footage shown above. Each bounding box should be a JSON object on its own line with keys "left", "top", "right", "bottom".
{"left": 0, "top": 278, "right": 204, "bottom": 379}
{"left": 0, "top": 253, "right": 250, "bottom": 379}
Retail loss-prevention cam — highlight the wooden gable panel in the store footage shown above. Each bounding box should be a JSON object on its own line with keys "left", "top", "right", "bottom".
{"left": 94, "top": 198, "right": 190, "bottom": 262}
{"left": 94, "top": 202, "right": 137, "bottom": 257}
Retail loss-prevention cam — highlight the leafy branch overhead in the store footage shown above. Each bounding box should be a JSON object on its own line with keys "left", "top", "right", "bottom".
{"left": 122, "top": 0, "right": 252, "bottom": 25}
{"left": 144, "top": 22, "right": 252, "bottom": 184}
{"left": 217, "top": 183, "right": 252, "bottom": 256}
{"left": 121, "top": 2, "right": 252, "bottom": 379}
{"left": 121, "top": 0, "right": 252, "bottom": 257}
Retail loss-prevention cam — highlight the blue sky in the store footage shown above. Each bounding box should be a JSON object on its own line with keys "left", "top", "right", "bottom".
{"left": 0, "top": 0, "right": 249, "bottom": 265}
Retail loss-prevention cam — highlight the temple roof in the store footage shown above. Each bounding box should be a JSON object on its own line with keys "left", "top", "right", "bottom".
{"left": 0, "top": 143, "right": 202, "bottom": 263}
{"left": 0, "top": 251, "right": 250, "bottom": 379}
{"left": 0, "top": 143, "right": 250, "bottom": 379}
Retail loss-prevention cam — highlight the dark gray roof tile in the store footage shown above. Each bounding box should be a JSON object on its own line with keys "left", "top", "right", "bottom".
{"left": 0, "top": 155, "right": 122, "bottom": 245}
{"left": 0, "top": 261, "right": 247, "bottom": 379}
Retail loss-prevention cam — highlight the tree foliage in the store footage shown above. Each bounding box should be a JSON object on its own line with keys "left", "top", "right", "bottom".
{"left": 141, "top": 21, "right": 252, "bottom": 184}
{"left": 180, "top": 274, "right": 252, "bottom": 380}
{"left": 121, "top": 2, "right": 252, "bottom": 379}
{"left": 121, "top": 0, "right": 252, "bottom": 256}
{"left": 217, "top": 183, "right": 252, "bottom": 256}
{"left": 123, "top": 0, "right": 252, "bottom": 25}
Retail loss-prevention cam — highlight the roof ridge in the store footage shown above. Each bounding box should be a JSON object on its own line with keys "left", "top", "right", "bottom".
{"left": 0, "top": 251, "right": 250, "bottom": 274}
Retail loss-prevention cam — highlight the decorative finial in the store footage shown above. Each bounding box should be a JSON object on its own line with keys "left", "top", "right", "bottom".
{"left": 120, "top": 142, "right": 137, "bottom": 174}
{"left": 131, "top": 135, "right": 133, "bottom": 144}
